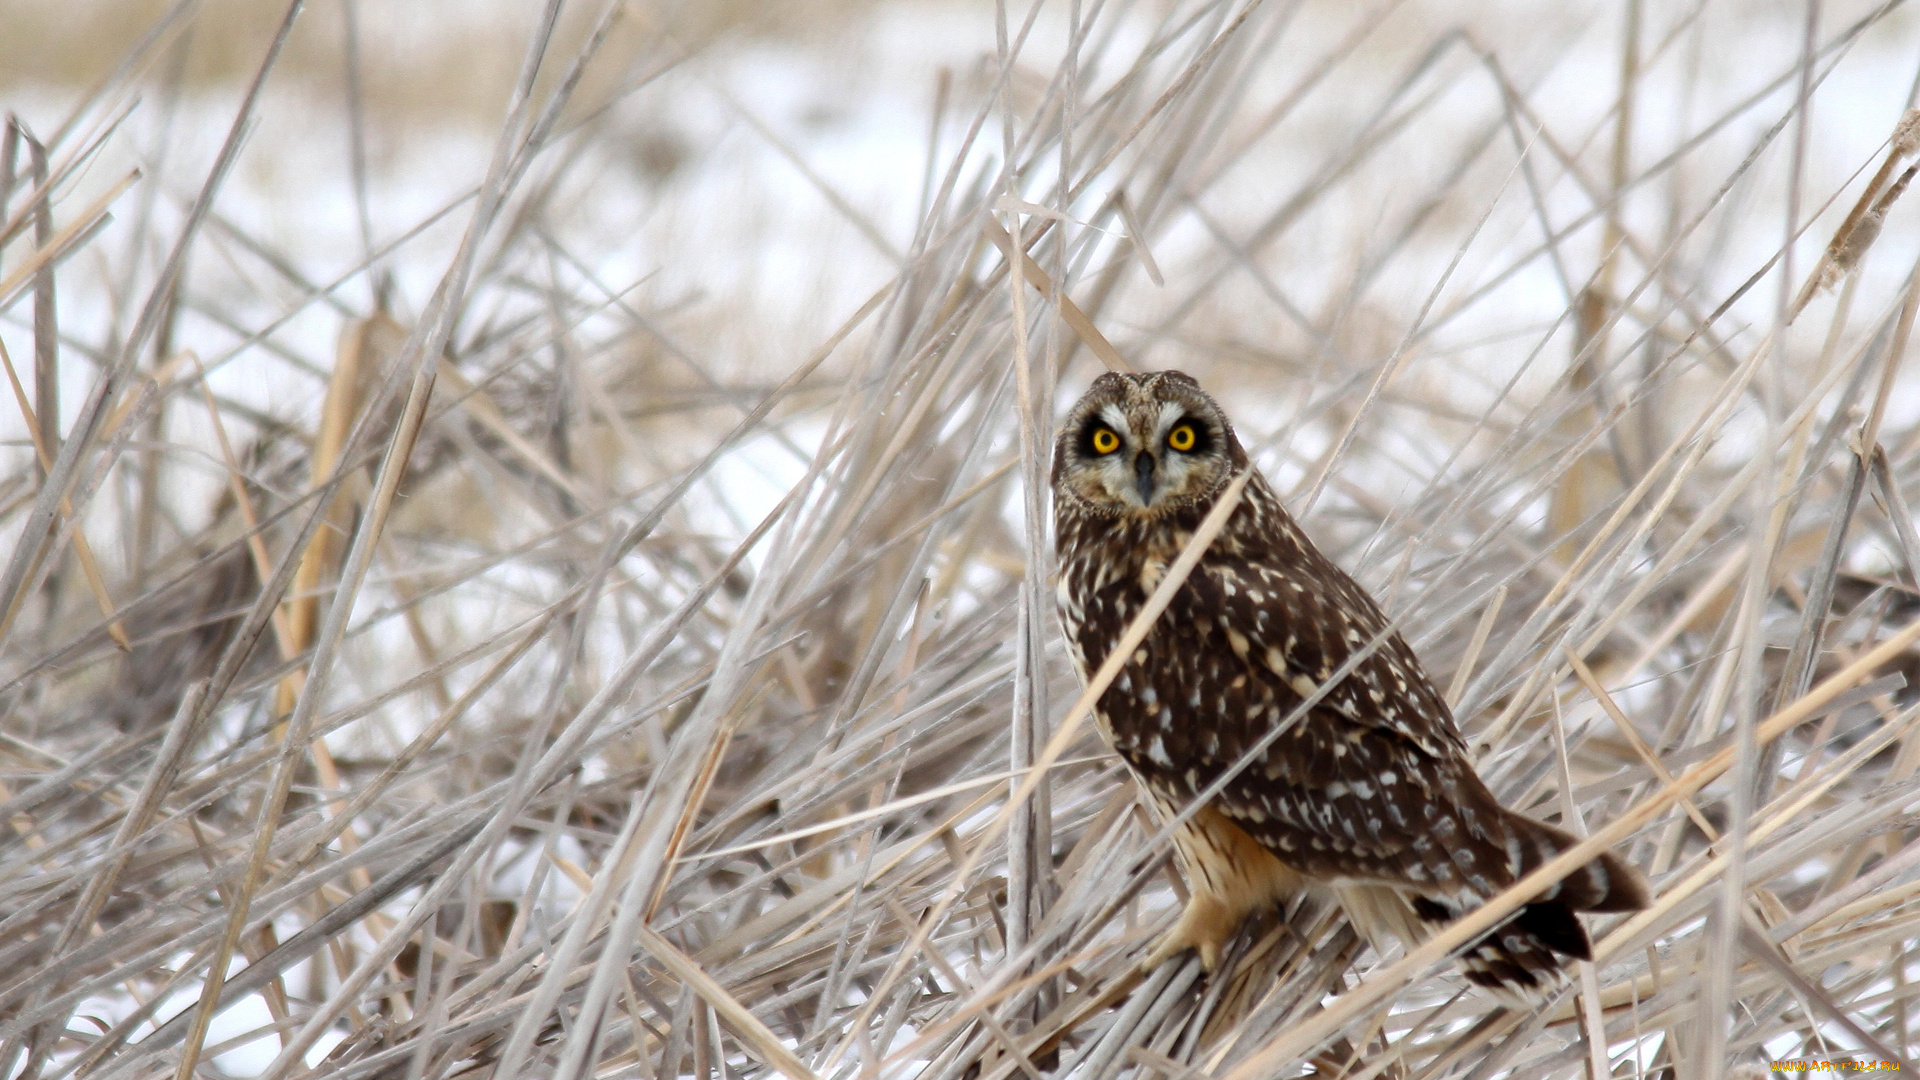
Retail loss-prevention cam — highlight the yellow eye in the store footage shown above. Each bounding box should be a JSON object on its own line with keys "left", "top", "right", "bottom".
{"left": 1091, "top": 427, "right": 1120, "bottom": 454}
{"left": 1168, "top": 424, "right": 1196, "bottom": 452}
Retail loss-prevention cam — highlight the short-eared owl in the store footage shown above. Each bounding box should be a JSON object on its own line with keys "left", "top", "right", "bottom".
{"left": 1052, "top": 370, "right": 1648, "bottom": 1002}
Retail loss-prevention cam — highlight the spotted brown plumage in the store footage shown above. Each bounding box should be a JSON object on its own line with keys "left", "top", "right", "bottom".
{"left": 1051, "top": 370, "right": 1648, "bottom": 1003}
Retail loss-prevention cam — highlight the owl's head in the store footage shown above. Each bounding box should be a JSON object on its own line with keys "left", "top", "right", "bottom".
{"left": 1052, "top": 370, "right": 1248, "bottom": 519}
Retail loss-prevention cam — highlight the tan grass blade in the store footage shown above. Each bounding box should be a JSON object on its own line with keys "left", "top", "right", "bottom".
{"left": 985, "top": 215, "right": 1134, "bottom": 374}
{"left": 0, "top": 338, "right": 128, "bottom": 649}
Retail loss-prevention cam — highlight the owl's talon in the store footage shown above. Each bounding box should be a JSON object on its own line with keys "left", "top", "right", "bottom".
{"left": 1141, "top": 894, "right": 1233, "bottom": 974}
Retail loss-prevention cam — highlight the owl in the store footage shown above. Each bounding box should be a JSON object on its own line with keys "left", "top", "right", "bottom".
{"left": 1051, "top": 370, "right": 1648, "bottom": 1003}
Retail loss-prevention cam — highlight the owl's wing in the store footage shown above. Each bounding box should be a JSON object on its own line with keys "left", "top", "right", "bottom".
{"left": 1110, "top": 550, "right": 1509, "bottom": 895}
{"left": 1194, "top": 550, "right": 1467, "bottom": 759}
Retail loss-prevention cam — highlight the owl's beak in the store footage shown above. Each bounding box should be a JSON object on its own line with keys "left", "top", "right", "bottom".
{"left": 1133, "top": 451, "right": 1157, "bottom": 506}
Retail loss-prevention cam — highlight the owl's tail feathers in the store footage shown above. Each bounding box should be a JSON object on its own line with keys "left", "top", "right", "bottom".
{"left": 1415, "top": 815, "right": 1651, "bottom": 1004}
{"left": 1501, "top": 812, "right": 1651, "bottom": 914}
{"left": 1415, "top": 897, "right": 1588, "bottom": 1004}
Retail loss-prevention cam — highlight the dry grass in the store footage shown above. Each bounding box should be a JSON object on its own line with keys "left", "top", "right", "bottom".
{"left": 4, "top": 1, "right": 1920, "bottom": 1077}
